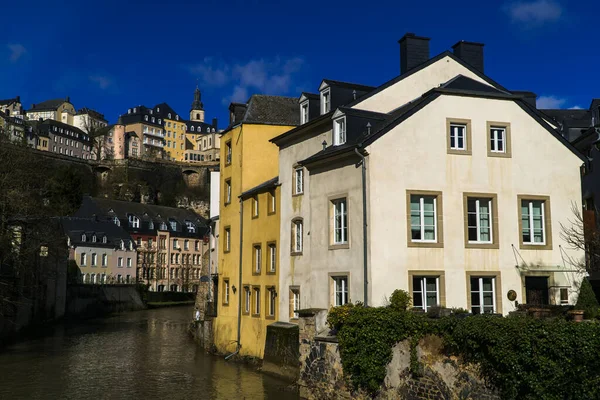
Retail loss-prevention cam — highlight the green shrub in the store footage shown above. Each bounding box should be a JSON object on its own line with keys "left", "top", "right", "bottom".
{"left": 326, "top": 302, "right": 356, "bottom": 330}
{"left": 389, "top": 289, "right": 412, "bottom": 312}
{"left": 575, "top": 278, "right": 599, "bottom": 319}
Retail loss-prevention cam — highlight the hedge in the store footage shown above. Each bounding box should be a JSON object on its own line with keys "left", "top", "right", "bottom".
{"left": 330, "top": 302, "right": 600, "bottom": 399}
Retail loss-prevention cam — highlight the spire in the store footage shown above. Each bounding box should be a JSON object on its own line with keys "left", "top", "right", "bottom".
{"left": 191, "top": 85, "right": 204, "bottom": 111}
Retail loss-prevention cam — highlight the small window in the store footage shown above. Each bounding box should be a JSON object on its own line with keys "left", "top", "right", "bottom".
{"left": 268, "top": 243, "right": 276, "bottom": 272}
{"left": 186, "top": 221, "right": 196, "bottom": 233}
{"left": 102, "top": 254, "right": 107, "bottom": 267}
{"left": 80, "top": 253, "right": 87, "bottom": 266}
{"left": 224, "top": 227, "right": 231, "bottom": 252}
{"left": 333, "top": 117, "right": 346, "bottom": 145}
{"left": 292, "top": 219, "right": 303, "bottom": 254}
{"left": 252, "top": 195, "right": 259, "bottom": 218}
{"left": 225, "top": 141, "right": 232, "bottom": 165}
{"left": 560, "top": 288, "right": 569, "bottom": 305}
{"left": 253, "top": 287, "right": 261, "bottom": 315}
{"left": 168, "top": 113, "right": 171, "bottom": 119}
{"left": 225, "top": 179, "right": 232, "bottom": 205}
{"left": 321, "top": 89, "right": 331, "bottom": 114}
{"left": 118, "top": 257, "right": 123, "bottom": 267}
{"left": 470, "top": 276, "right": 496, "bottom": 314}
{"left": 244, "top": 286, "right": 251, "bottom": 314}
{"left": 169, "top": 220, "right": 177, "bottom": 231}
{"left": 300, "top": 101, "right": 309, "bottom": 124}
{"left": 127, "top": 257, "right": 132, "bottom": 267}
{"left": 81, "top": 234, "right": 87, "bottom": 242}
{"left": 91, "top": 253, "right": 97, "bottom": 266}
{"left": 102, "top": 236, "right": 107, "bottom": 244}
{"left": 113, "top": 216, "right": 120, "bottom": 226}
{"left": 184, "top": 239, "right": 189, "bottom": 251}
{"left": 332, "top": 276, "right": 348, "bottom": 306}
{"left": 253, "top": 244, "right": 262, "bottom": 274}
{"left": 144, "top": 115, "right": 148, "bottom": 121}
{"left": 128, "top": 214, "right": 140, "bottom": 228}
{"left": 412, "top": 276, "right": 440, "bottom": 311}
{"left": 173, "top": 239, "right": 179, "bottom": 249}
{"left": 332, "top": 198, "right": 348, "bottom": 245}
{"left": 149, "top": 221, "right": 154, "bottom": 230}
{"left": 268, "top": 190, "right": 276, "bottom": 214}
{"left": 487, "top": 122, "right": 511, "bottom": 158}
{"left": 294, "top": 167, "right": 304, "bottom": 195}
{"left": 489, "top": 127, "right": 505, "bottom": 153}
{"left": 290, "top": 287, "right": 300, "bottom": 319}
{"left": 267, "top": 287, "right": 276, "bottom": 317}
{"left": 446, "top": 119, "right": 472, "bottom": 155}
{"left": 191, "top": 126, "right": 195, "bottom": 132}
{"left": 223, "top": 279, "right": 230, "bottom": 305}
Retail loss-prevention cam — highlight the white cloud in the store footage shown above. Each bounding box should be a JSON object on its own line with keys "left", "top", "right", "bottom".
{"left": 506, "top": 0, "right": 562, "bottom": 26}
{"left": 537, "top": 95, "right": 567, "bottom": 109}
{"left": 188, "top": 56, "right": 304, "bottom": 103}
{"left": 7, "top": 43, "right": 26, "bottom": 62}
{"left": 89, "top": 75, "right": 112, "bottom": 90}
{"left": 569, "top": 105, "right": 583, "bottom": 110}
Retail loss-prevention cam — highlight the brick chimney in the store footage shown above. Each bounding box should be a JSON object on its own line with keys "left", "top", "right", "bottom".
{"left": 399, "top": 33, "right": 430, "bottom": 75}
{"left": 452, "top": 41, "right": 485, "bottom": 73}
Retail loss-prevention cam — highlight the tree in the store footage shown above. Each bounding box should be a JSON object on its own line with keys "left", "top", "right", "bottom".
{"left": 560, "top": 203, "right": 599, "bottom": 272}
{"left": 82, "top": 117, "right": 110, "bottom": 161}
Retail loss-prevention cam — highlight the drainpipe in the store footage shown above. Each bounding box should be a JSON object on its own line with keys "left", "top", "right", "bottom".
{"left": 226, "top": 198, "right": 244, "bottom": 360}
{"left": 208, "top": 223, "right": 213, "bottom": 302}
{"left": 354, "top": 146, "right": 368, "bottom": 307}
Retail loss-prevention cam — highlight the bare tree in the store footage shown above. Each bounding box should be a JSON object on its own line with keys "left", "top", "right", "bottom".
{"left": 560, "top": 202, "right": 597, "bottom": 272}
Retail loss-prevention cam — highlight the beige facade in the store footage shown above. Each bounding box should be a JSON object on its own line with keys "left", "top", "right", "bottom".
{"left": 72, "top": 245, "right": 138, "bottom": 284}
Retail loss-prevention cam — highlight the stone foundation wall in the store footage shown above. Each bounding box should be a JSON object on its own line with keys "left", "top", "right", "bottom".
{"left": 298, "top": 311, "right": 499, "bottom": 400}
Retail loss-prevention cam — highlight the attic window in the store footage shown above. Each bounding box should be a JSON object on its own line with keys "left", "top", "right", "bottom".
{"left": 120, "top": 240, "right": 125, "bottom": 250}
{"left": 113, "top": 216, "right": 120, "bottom": 226}
{"left": 186, "top": 220, "right": 196, "bottom": 233}
{"left": 191, "top": 126, "right": 195, "bottom": 132}
{"left": 168, "top": 113, "right": 171, "bottom": 119}
{"left": 102, "top": 236, "right": 107, "bottom": 244}
{"left": 301, "top": 101, "right": 309, "bottom": 124}
{"left": 158, "top": 119, "right": 162, "bottom": 124}
{"left": 321, "top": 89, "right": 331, "bottom": 114}
{"left": 81, "top": 234, "right": 86, "bottom": 242}
{"left": 176, "top": 115, "right": 179, "bottom": 121}
{"left": 92, "top": 235, "right": 97, "bottom": 243}
{"left": 128, "top": 214, "right": 140, "bottom": 228}
{"left": 144, "top": 115, "right": 148, "bottom": 121}
{"left": 149, "top": 221, "right": 154, "bottom": 230}
{"left": 157, "top": 107, "right": 160, "bottom": 112}
{"left": 333, "top": 117, "right": 346, "bottom": 146}
{"left": 169, "top": 220, "right": 177, "bottom": 231}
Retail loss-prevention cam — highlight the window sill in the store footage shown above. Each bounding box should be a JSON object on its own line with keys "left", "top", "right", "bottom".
{"left": 265, "top": 315, "right": 275, "bottom": 320}
{"left": 267, "top": 210, "right": 276, "bottom": 216}
{"left": 465, "top": 242, "right": 499, "bottom": 249}
{"left": 266, "top": 270, "right": 276, "bottom": 275}
{"left": 447, "top": 149, "right": 472, "bottom": 156}
{"left": 252, "top": 271, "right": 262, "bottom": 276}
{"left": 242, "top": 311, "right": 249, "bottom": 316}
{"left": 292, "top": 193, "right": 304, "bottom": 197}
{"left": 251, "top": 313, "right": 261, "bottom": 318}
{"left": 488, "top": 151, "right": 511, "bottom": 158}
{"left": 222, "top": 302, "right": 229, "bottom": 307}
{"left": 224, "top": 250, "right": 231, "bottom": 254}
{"left": 520, "top": 243, "right": 552, "bottom": 251}
{"left": 291, "top": 251, "right": 303, "bottom": 256}
{"left": 329, "top": 243, "right": 349, "bottom": 250}
{"left": 407, "top": 241, "right": 443, "bottom": 249}
{"left": 251, "top": 215, "right": 259, "bottom": 220}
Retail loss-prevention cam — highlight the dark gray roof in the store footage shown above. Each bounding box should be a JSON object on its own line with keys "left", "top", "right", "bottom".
{"left": 76, "top": 108, "right": 107, "bottom": 121}
{"left": 240, "top": 177, "right": 279, "bottom": 199}
{"left": 440, "top": 75, "right": 510, "bottom": 95}
{"left": 242, "top": 95, "right": 300, "bottom": 126}
{"left": 62, "top": 217, "right": 134, "bottom": 248}
{"left": 0, "top": 97, "right": 20, "bottom": 106}
{"left": 300, "top": 92, "right": 319, "bottom": 101}
{"left": 539, "top": 109, "right": 592, "bottom": 128}
{"left": 322, "top": 80, "right": 376, "bottom": 93}
{"left": 29, "top": 98, "right": 71, "bottom": 111}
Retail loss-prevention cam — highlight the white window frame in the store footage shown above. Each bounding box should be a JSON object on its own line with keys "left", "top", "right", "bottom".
{"left": 113, "top": 216, "right": 120, "bottom": 226}
{"left": 80, "top": 253, "right": 87, "bottom": 266}
{"left": 410, "top": 195, "right": 437, "bottom": 243}
{"left": 269, "top": 244, "right": 276, "bottom": 272}
{"left": 226, "top": 180, "right": 232, "bottom": 203}
{"left": 102, "top": 254, "right": 107, "bottom": 267}
{"left": 225, "top": 228, "right": 231, "bottom": 252}
{"left": 254, "top": 287, "right": 261, "bottom": 315}
{"left": 321, "top": 88, "right": 331, "bottom": 114}
{"left": 292, "top": 289, "right": 300, "bottom": 319}
{"left": 254, "top": 245, "right": 262, "bottom": 273}
{"left": 128, "top": 214, "right": 140, "bottom": 228}
{"left": 470, "top": 276, "right": 496, "bottom": 314}
{"left": 413, "top": 276, "right": 440, "bottom": 311}
{"left": 293, "top": 220, "right": 303, "bottom": 253}
{"left": 333, "top": 276, "right": 348, "bottom": 306}
{"left": 490, "top": 126, "right": 506, "bottom": 153}
{"left": 521, "top": 200, "right": 546, "bottom": 245}
{"left": 467, "top": 198, "right": 493, "bottom": 244}
{"left": 224, "top": 280, "right": 230, "bottom": 304}
{"left": 244, "top": 286, "right": 251, "bottom": 313}
{"left": 294, "top": 168, "right": 303, "bottom": 195}
{"left": 333, "top": 117, "right": 346, "bottom": 146}
{"left": 127, "top": 257, "right": 132, "bottom": 267}
{"left": 332, "top": 198, "right": 348, "bottom": 244}
{"left": 118, "top": 257, "right": 123, "bottom": 267}
{"left": 449, "top": 123, "right": 466, "bottom": 151}
{"left": 268, "top": 288, "right": 276, "bottom": 316}
{"left": 300, "top": 101, "right": 309, "bottom": 124}
{"left": 91, "top": 253, "right": 97, "bottom": 266}
{"left": 169, "top": 220, "right": 177, "bottom": 231}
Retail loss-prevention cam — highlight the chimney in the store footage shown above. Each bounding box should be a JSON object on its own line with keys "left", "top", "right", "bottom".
{"left": 31, "top": 103, "right": 35, "bottom": 109}
{"left": 66, "top": 96, "right": 71, "bottom": 103}
{"left": 512, "top": 91, "right": 537, "bottom": 108}
{"left": 16, "top": 96, "right": 20, "bottom": 103}
{"left": 452, "top": 41, "right": 485, "bottom": 73}
{"left": 399, "top": 33, "right": 430, "bottom": 74}
{"left": 212, "top": 118, "right": 218, "bottom": 128}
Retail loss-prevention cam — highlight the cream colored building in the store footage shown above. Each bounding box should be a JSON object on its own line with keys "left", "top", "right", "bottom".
{"left": 26, "top": 98, "right": 75, "bottom": 125}
{"left": 273, "top": 34, "right": 586, "bottom": 321}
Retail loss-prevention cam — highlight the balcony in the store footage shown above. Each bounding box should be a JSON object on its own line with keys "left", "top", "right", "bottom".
{"left": 143, "top": 129, "right": 165, "bottom": 138}
{"left": 143, "top": 139, "right": 164, "bottom": 148}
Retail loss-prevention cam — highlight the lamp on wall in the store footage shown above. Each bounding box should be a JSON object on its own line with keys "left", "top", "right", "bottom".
{"left": 232, "top": 285, "right": 237, "bottom": 294}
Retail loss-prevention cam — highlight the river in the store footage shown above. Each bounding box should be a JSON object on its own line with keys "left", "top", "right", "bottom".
{"left": 0, "top": 306, "right": 299, "bottom": 399}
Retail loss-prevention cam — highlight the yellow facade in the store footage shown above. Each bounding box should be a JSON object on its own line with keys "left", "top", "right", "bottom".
{"left": 214, "top": 123, "right": 292, "bottom": 358}
{"left": 165, "top": 119, "right": 186, "bottom": 161}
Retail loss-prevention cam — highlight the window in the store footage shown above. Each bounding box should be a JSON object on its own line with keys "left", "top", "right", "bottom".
{"left": 252, "top": 195, "right": 259, "bottom": 218}
{"left": 195, "top": 240, "right": 199, "bottom": 251}
{"left": 225, "top": 179, "right": 232, "bottom": 204}
{"left": 91, "top": 253, "right": 97, "bottom": 266}
{"left": 80, "top": 253, "right": 87, "bottom": 266}
{"left": 168, "top": 114, "right": 171, "bottom": 119}
{"left": 294, "top": 167, "right": 303, "bottom": 195}
{"left": 290, "top": 287, "right": 300, "bottom": 319}
{"left": 149, "top": 221, "right": 154, "bottom": 230}
{"left": 113, "top": 216, "right": 120, "bottom": 226}
{"left": 267, "top": 287, "right": 276, "bottom": 317}
{"left": 332, "top": 276, "right": 348, "bottom": 306}
{"left": 301, "top": 101, "right": 309, "bottom": 124}
{"left": 253, "top": 287, "right": 261, "bottom": 315}
{"left": 465, "top": 195, "right": 497, "bottom": 246}
{"left": 321, "top": 89, "right": 331, "bottom": 114}
{"left": 223, "top": 279, "right": 230, "bottom": 305}
{"left": 81, "top": 234, "right": 87, "bottom": 242}
{"left": 332, "top": 198, "right": 348, "bottom": 245}
{"left": 487, "top": 122, "right": 512, "bottom": 158}
{"left": 118, "top": 257, "right": 123, "bottom": 267}
{"left": 225, "top": 141, "right": 232, "bottom": 165}
{"left": 253, "top": 244, "right": 262, "bottom": 274}
{"left": 102, "top": 254, "right": 107, "bottom": 266}
{"left": 127, "top": 257, "right": 132, "bottom": 267}
{"left": 560, "top": 288, "right": 569, "bottom": 305}
{"left": 519, "top": 196, "right": 551, "bottom": 249}
{"left": 268, "top": 190, "right": 276, "bottom": 214}
{"left": 333, "top": 117, "right": 346, "bottom": 145}
{"left": 292, "top": 219, "right": 303, "bottom": 254}
{"left": 128, "top": 214, "right": 140, "bottom": 228}
{"left": 191, "top": 126, "right": 195, "bottom": 132}
{"left": 412, "top": 276, "right": 440, "bottom": 311}
{"left": 169, "top": 220, "right": 177, "bottom": 231}
{"left": 102, "top": 236, "right": 107, "bottom": 244}
{"left": 184, "top": 239, "right": 189, "bottom": 250}
{"left": 470, "top": 276, "right": 496, "bottom": 314}
{"left": 268, "top": 243, "right": 276, "bottom": 273}
{"left": 446, "top": 119, "right": 471, "bottom": 155}
{"left": 244, "top": 286, "right": 251, "bottom": 314}
{"left": 224, "top": 226, "right": 231, "bottom": 252}
{"left": 173, "top": 239, "right": 179, "bottom": 249}
{"left": 408, "top": 191, "right": 443, "bottom": 247}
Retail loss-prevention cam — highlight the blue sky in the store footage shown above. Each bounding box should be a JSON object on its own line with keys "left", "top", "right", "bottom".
{"left": 1, "top": 0, "right": 598, "bottom": 126}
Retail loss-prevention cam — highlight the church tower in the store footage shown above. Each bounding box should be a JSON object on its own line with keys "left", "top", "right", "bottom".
{"left": 190, "top": 86, "right": 205, "bottom": 122}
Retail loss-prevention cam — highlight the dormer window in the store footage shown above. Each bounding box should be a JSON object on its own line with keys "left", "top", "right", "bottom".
{"left": 186, "top": 220, "right": 196, "bottom": 233}
{"left": 301, "top": 101, "right": 309, "bottom": 124}
{"left": 92, "top": 235, "right": 97, "bottom": 243}
{"left": 169, "top": 220, "right": 177, "bottom": 231}
{"left": 128, "top": 214, "right": 140, "bottom": 228}
{"left": 128, "top": 109, "right": 132, "bottom": 114}
{"left": 102, "top": 236, "right": 107, "bottom": 244}
{"left": 176, "top": 115, "right": 179, "bottom": 121}
{"left": 158, "top": 119, "right": 161, "bottom": 124}
{"left": 191, "top": 126, "right": 195, "bottom": 132}
{"left": 168, "top": 113, "right": 171, "bottom": 119}
{"left": 120, "top": 240, "right": 125, "bottom": 250}
{"left": 149, "top": 221, "right": 154, "bottom": 230}
{"left": 144, "top": 115, "right": 148, "bottom": 121}
{"left": 321, "top": 89, "right": 331, "bottom": 114}
{"left": 151, "top": 117, "right": 155, "bottom": 123}
{"left": 157, "top": 107, "right": 160, "bottom": 113}
{"left": 333, "top": 117, "right": 346, "bottom": 145}
{"left": 160, "top": 222, "right": 167, "bottom": 230}
{"left": 81, "top": 234, "right": 86, "bottom": 242}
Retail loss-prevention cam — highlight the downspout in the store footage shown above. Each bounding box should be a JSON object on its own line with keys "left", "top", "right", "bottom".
{"left": 208, "top": 223, "right": 212, "bottom": 302}
{"left": 225, "top": 198, "right": 244, "bottom": 360}
{"left": 354, "top": 146, "right": 368, "bottom": 307}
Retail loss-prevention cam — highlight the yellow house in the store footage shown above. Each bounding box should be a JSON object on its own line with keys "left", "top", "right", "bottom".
{"left": 215, "top": 95, "right": 299, "bottom": 359}
{"left": 165, "top": 117, "right": 186, "bottom": 161}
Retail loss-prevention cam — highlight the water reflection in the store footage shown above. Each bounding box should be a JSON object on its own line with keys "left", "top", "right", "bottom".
{"left": 0, "top": 307, "right": 298, "bottom": 400}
